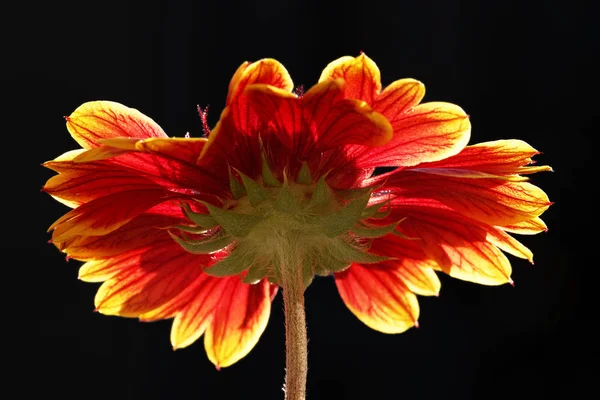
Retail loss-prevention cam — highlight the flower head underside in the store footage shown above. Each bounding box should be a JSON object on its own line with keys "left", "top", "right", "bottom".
{"left": 44, "top": 54, "right": 551, "bottom": 368}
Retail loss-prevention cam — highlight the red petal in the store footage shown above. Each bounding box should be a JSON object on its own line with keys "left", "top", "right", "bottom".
{"left": 167, "top": 275, "right": 230, "bottom": 349}
{"left": 43, "top": 161, "right": 163, "bottom": 205}
{"left": 64, "top": 211, "right": 184, "bottom": 260}
{"left": 246, "top": 80, "right": 393, "bottom": 157}
{"left": 316, "top": 149, "right": 375, "bottom": 189}
{"left": 66, "top": 101, "right": 167, "bottom": 149}
{"left": 138, "top": 263, "right": 226, "bottom": 322}
{"left": 370, "top": 235, "right": 441, "bottom": 296}
{"left": 71, "top": 144, "right": 135, "bottom": 163}
{"left": 66, "top": 136, "right": 209, "bottom": 164}
{"left": 134, "top": 137, "right": 208, "bottom": 165}
{"left": 355, "top": 102, "right": 471, "bottom": 168}
{"left": 318, "top": 54, "right": 382, "bottom": 104}
{"left": 500, "top": 217, "right": 548, "bottom": 235}
{"left": 335, "top": 263, "right": 419, "bottom": 333}
{"left": 304, "top": 81, "right": 392, "bottom": 150}
{"left": 94, "top": 240, "right": 210, "bottom": 317}
{"left": 79, "top": 246, "right": 149, "bottom": 283}
{"left": 391, "top": 199, "right": 513, "bottom": 285}
{"left": 204, "top": 279, "right": 277, "bottom": 368}
{"left": 417, "top": 139, "right": 551, "bottom": 176}
{"left": 486, "top": 228, "right": 533, "bottom": 263}
{"left": 199, "top": 59, "right": 294, "bottom": 179}
{"left": 44, "top": 141, "right": 228, "bottom": 205}
{"left": 386, "top": 170, "right": 551, "bottom": 226}
{"left": 165, "top": 274, "right": 229, "bottom": 349}
{"left": 226, "top": 59, "right": 294, "bottom": 109}
{"left": 373, "top": 78, "right": 426, "bottom": 120}
{"left": 113, "top": 152, "right": 227, "bottom": 198}
{"left": 48, "top": 189, "right": 181, "bottom": 242}
{"left": 75, "top": 137, "right": 210, "bottom": 166}
{"left": 198, "top": 111, "right": 263, "bottom": 179}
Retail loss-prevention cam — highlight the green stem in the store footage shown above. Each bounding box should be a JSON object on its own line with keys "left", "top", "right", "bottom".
{"left": 280, "top": 249, "right": 308, "bottom": 400}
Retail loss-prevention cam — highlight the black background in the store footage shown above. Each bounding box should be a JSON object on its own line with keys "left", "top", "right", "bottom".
{"left": 20, "top": 0, "right": 594, "bottom": 399}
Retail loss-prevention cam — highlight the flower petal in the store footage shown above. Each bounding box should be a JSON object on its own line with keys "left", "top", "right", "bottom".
{"left": 44, "top": 143, "right": 228, "bottom": 205}
{"left": 138, "top": 255, "right": 226, "bottom": 322}
{"left": 226, "top": 59, "right": 294, "bottom": 108}
{"left": 50, "top": 149, "right": 87, "bottom": 162}
{"left": 406, "top": 167, "right": 529, "bottom": 181}
{"left": 370, "top": 234, "right": 441, "bottom": 296}
{"left": 72, "top": 144, "right": 135, "bottom": 163}
{"left": 66, "top": 101, "right": 167, "bottom": 149}
{"left": 312, "top": 148, "right": 375, "bottom": 190}
{"left": 500, "top": 217, "right": 548, "bottom": 235}
{"left": 79, "top": 248, "right": 146, "bottom": 283}
{"left": 243, "top": 84, "right": 300, "bottom": 151}
{"left": 93, "top": 240, "right": 209, "bottom": 316}
{"left": 246, "top": 79, "right": 393, "bottom": 155}
{"left": 355, "top": 102, "right": 471, "bottom": 168}
{"left": 335, "top": 263, "right": 419, "bottom": 333}
{"left": 305, "top": 83, "right": 393, "bottom": 150}
{"left": 134, "top": 137, "right": 208, "bottom": 164}
{"left": 199, "top": 59, "right": 294, "bottom": 176}
{"left": 43, "top": 161, "right": 162, "bottom": 205}
{"left": 66, "top": 211, "right": 183, "bottom": 261}
{"left": 48, "top": 189, "right": 181, "bottom": 242}
{"left": 386, "top": 170, "right": 551, "bottom": 226}
{"left": 43, "top": 150, "right": 89, "bottom": 207}
{"left": 373, "top": 78, "right": 426, "bottom": 119}
{"left": 204, "top": 278, "right": 277, "bottom": 368}
{"left": 391, "top": 199, "right": 513, "bottom": 285}
{"left": 417, "top": 139, "right": 552, "bottom": 176}
{"left": 318, "top": 54, "right": 382, "bottom": 104}
{"left": 168, "top": 274, "right": 230, "bottom": 348}
{"left": 486, "top": 228, "right": 533, "bottom": 263}
{"left": 74, "top": 137, "right": 210, "bottom": 165}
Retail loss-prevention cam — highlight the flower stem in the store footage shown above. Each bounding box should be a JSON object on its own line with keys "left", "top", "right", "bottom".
{"left": 280, "top": 253, "right": 308, "bottom": 400}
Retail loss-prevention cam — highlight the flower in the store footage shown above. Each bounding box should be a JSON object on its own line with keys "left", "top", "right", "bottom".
{"left": 44, "top": 54, "right": 551, "bottom": 368}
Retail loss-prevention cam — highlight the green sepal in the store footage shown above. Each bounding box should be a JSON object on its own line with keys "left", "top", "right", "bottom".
{"left": 361, "top": 200, "right": 391, "bottom": 220}
{"left": 300, "top": 253, "right": 317, "bottom": 288}
{"left": 302, "top": 262, "right": 314, "bottom": 288}
{"left": 351, "top": 221, "right": 400, "bottom": 239}
{"left": 275, "top": 178, "right": 298, "bottom": 213}
{"left": 297, "top": 162, "right": 312, "bottom": 184}
{"left": 261, "top": 153, "right": 281, "bottom": 187}
{"left": 235, "top": 169, "right": 269, "bottom": 206}
{"left": 242, "top": 260, "right": 271, "bottom": 284}
{"left": 392, "top": 230, "right": 420, "bottom": 241}
{"left": 336, "top": 186, "right": 372, "bottom": 201}
{"left": 328, "top": 237, "right": 393, "bottom": 264}
{"left": 382, "top": 217, "right": 420, "bottom": 240}
{"left": 229, "top": 169, "right": 247, "bottom": 200}
{"left": 181, "top": 203, "right": 218, "bottom": 229}
{"left": 169, "top": 231, "right": 233, "bottom": 254}
{"left": 308, "top": 176, "right": 332, "bottom": 209}
{"left": 266, "top": 272, "right": 280, "bottom": 286}
{"left": 371, "top": 208, "right": 392, "bottom": 220}
{"left": 312, "top": 189, "right": 372, "bottom": 237}
{"left": 314, "top": 255, "right": 349, "bottom": 275}
{"left": 202, "top": 202, "right": 262, "bottom": 238}
{"left": 169, "top": 224, "right": 209, "bottom": 234}
{"left": 269, "top": 260, "right": 283, "bottom": 285}
{"left": 204, "top": 243, "right": 252, "bottom": 277}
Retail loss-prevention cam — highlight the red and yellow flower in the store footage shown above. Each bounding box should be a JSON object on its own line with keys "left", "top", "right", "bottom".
{"left": 44, "top": 54, "right": 551, "bottom": 368}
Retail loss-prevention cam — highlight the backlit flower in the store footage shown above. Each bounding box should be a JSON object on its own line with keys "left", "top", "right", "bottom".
{"left": 44, "top": 54, "right": 551, "bottom": 368}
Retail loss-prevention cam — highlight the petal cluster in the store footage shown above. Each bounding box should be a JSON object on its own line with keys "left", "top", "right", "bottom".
{"left": 44, "top": 54, "right": 551, "bottom": 366}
